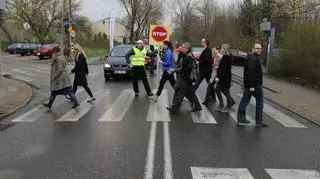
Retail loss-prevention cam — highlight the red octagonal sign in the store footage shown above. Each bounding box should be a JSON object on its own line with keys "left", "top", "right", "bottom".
{"left": 152, "top": 26, "right": 168, "bottom": 42}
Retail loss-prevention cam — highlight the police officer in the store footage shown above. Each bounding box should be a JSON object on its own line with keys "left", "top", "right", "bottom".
{"left": 126, "top": 40, "right": 153, "bottom": 97}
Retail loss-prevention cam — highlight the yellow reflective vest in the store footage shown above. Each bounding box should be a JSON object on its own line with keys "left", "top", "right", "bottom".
{"left": 130, "top": 47, "right": 146, "bottom": 66}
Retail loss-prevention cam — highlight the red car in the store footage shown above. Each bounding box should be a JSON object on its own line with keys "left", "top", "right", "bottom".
{"left": 35, "top": 44, "right": 58, "bottom": 60}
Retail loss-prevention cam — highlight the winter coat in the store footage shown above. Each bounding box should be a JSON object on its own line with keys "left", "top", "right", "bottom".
{"left": 71, "top": 53, "right": 89, "bottom": 86}
{"left": 50, "top": 53, "right": 72, "bottom": 91}
{"left": 217, "top": 54, "right": 232, "bottom": 88}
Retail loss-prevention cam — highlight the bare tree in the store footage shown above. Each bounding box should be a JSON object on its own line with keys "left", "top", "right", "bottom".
{"left": 195, "top": 0, "right": 216, "bottom": 37}
{"left": 119, "top": 0, "right": 163, "bottom": 42}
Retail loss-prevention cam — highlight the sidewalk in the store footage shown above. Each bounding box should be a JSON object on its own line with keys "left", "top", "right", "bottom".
{"left": 0, "top": 78, "right": 33, "bottom": 119}
{"left": 232, "top": 66, "right": 320, "bottom": 125}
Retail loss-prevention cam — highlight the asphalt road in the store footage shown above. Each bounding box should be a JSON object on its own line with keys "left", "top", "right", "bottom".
{"left": 0, "top": 57, "right": 319, "bottom": 178}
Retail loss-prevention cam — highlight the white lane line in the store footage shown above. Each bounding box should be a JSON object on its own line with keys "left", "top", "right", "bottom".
{"left": 36, "top": 66, "right": 50, "bottom": 70}
{"left": 144, "top": 122, "right": 157, "bottom": 179}
{"left": 12, "top": 69, "right": 37, "bottom": 76}
{"left": 191, "top": 94, "right": 217, "bottom": 124}
{"left": 147, "top": 89, "right": 170, "bottom": 122}
{"left": 11, "top": 107, "right": 44, "bottom": 122}
{"left": 23, "top": 67, "right": 44, "bottom": 73}
{"left": 56, "top": 89, "right": 107, "bottom": 122}
{"left": 237, "top": 94, "right": 307, "bottom": 128}
{"left": 98, "top": 89, "right": 135, "bottom": 121}
{"left": 190, "top": 167, "right": 254, "bottom": 179}
{"left": 163, "top": 122, "right": 173, "bottom": 179}
{"left": 266, "top": 169, "right": 320, "bottom": 179}
{"left": 229, "top": 104, "right": 255, "bottom": 126}
{"left": 11, "top": 89, "right": 85, "bottom": 123}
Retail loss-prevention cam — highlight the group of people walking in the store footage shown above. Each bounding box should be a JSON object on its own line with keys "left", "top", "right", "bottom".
{"left": 42, "top": 44, "right": 95, "bottom": 109}
{"left": 43, "top": 39, "right": 267, "bottom": 127}
{"left": 126, "top": 39, "right": 267, "bottom": 127}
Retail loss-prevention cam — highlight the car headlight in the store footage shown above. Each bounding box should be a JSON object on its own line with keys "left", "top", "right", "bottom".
{"left": 104, "top": 64, "right": 111, "bottom": 68}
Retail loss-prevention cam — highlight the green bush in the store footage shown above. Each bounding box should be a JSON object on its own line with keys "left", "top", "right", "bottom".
{"left": 269, "top": 21, "right": 320, "bottom": 88}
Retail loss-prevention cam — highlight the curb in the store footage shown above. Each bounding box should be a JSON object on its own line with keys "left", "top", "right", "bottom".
{"left": 0, "top": 78, "right": 34, "bottom": 120}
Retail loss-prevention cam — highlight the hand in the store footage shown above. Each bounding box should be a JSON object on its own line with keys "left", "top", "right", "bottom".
{"left": 249, "top": 87, "right": 255, "bottom": 92}
{"left": 215, "top": 78, "right": 219, "bottom": 83}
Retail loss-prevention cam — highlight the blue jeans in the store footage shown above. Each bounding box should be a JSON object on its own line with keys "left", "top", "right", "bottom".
{"left": 237, "top": 86, "right": 264, "bottom": 124}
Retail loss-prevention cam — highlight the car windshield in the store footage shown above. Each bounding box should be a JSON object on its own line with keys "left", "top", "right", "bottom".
{"left": 111, "top": 46, "right": 132, "bottom": 57}
{"left": 8, "top": 43, "right": 18, "bottom": 48}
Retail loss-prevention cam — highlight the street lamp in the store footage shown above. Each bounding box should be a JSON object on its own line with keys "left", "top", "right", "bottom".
{"left": 260, "top": 18, "right": 275, "bottom": 71}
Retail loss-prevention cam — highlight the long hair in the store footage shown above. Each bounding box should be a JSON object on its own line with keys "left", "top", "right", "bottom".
{"left": 73, "top": 44, "right": 88, "bottom": 59}
{"left": 163, "top": 40, "right": 174, "bottom": 52}
{"left": 221, "top": 43, "right": 230, "bottom": 55}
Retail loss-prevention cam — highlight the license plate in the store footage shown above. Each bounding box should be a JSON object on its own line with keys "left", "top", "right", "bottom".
{"left": 114, "top": 70, "right": 126, "bottom": 74}
{"left": 37, "top": 53, "right": 40, "bottom": 56}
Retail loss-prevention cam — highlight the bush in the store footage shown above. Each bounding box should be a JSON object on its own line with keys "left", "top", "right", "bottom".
{"left": 268, "top": 21, "right": 320, "bottom": 88}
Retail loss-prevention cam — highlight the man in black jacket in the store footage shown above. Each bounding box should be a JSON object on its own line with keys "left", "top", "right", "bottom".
{"left": 194, "top": 39, "right": 214, "bottom": 104}
{"left": 237, "top": 43, "right": 268, "bottom": 127}
{"left": 167, "top": 42, "right": 202, "bottom": 114}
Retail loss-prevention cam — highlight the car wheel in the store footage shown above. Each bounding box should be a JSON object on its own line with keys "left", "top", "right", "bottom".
{"left": 39, "top": 56, "right": 44, "bottom": 60}
{"left": 27, "top": 52, "right": 32, "bottom": 56}
{"left": 21, "top": 53, "right": 25, "bottom": 56}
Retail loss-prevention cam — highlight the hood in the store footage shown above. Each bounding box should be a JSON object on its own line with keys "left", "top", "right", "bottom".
{"left": 105, "top": 56, "right": 128, "bottom": 65}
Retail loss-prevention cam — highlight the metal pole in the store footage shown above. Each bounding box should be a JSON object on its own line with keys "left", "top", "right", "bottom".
{"left": 60, "top": 0, "right": 65, "bottom": 48}
{"left": 68, "top": 0, "right": 72, "bottom": 47}
{"left": 0, "top": 41, "right": 3, "bottom": 88}
{"left": 156, "top": 45, "right": 160, "bottom": 89}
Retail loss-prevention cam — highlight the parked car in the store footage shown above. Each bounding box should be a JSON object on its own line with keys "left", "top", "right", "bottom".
{"left": 230, "top": 49, "right": 248, "bottom": 66}
{"left": 34, "top": 44, "right": 58, "bottom": 60}
{"left": 16, "top": 43, "right": 42, "bottom": 56}
{"left": 6, "top": 43, "right": 25, "bottom": 54}
{"left": 192, "top": 47, "right": 203, "bottom": 60}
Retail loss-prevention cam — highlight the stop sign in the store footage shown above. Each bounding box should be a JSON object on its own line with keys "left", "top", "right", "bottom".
{"left": 152, "top": 26, "right": 168, "bottom": 42}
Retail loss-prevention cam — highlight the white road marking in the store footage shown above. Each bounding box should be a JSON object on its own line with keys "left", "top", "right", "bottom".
{"left": 36, "top": 66, "right": 50, "bottom": 70}
{"left": 10, "top": 75, "right": 33, "bottom": 82}
{"left": 147, "top": 89, "right": 170, "bottom": 122}
{"left": 11, "top": 89, "right": 85, "bottom": 123}
{"left": 22, "top": 67, "right": 44, "bottom": 73}
{"left": 11, "top": 107, "right": 44, "bottom": 122}
{"left": 190, "top": 167, "right": 254, "bottom": 179}
{"left": 163, "top": 122, "right": 173, "bottom": 179}
{"left": 266, "top": 169, "right": 320, "bottom": 179}
{"left": 229, "top": 104, "right": 255, "bottom": 126}
{"left": 191, "top": 94, "right": 217, "bottom": 124}
{"left": 237, "top": 94, "right": 307, "bottom": 128}
{"left": 144, "top": 122, "right": 157, "bottom": 179}
{"left": 12, "top": 69, "right": 37, "bottom": 76}
{"left": 56, "top": 89, "right": 107, "bottom": 122}
{"left": 98, "top": 89, "right": 135, "bottom": 121}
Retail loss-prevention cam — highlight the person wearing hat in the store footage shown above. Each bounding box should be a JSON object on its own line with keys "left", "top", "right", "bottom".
{"left": 126, "top": 40, "right": 153, "bottom": 97}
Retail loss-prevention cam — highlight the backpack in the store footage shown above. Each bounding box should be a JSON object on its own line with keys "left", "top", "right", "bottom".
{"left": 187, "top": 52, "right": 199, "bottom": 82}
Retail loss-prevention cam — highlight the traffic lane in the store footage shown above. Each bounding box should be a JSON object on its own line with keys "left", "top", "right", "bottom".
{"left": 0, "top": 78, "right": 155, "bottom": 178}
{"left": 169, "top": 82, "right": 320, "bottom": 179}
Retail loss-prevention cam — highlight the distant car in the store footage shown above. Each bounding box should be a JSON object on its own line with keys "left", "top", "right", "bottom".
{"left": 35, "top": 44, "right": 58, "bottom": 60}
{"left": 6, "top": 43, "right": 25, "bottom": 54}
{"left": 230, "top": 49, "right": 248, "bottom": 66}
{"left": 192, "top": 47, "right": 203, "bottom": 60}
{"left": 16, "top": 43, "right": 42, "bottom": 56}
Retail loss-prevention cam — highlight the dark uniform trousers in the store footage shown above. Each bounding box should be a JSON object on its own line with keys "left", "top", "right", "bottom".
{"left": 132, "top": 66, "right": 152, "bottom": 94}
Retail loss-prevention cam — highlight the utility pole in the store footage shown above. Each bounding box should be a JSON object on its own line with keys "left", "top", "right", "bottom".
{"left": 60, "top": 0, "right": 65, "bottom": 48}
{"left": 0, "top": 0, "right": 5, "bottom": 88}
{"left": 68, "top": 0, "right": 72, "bottom": 48}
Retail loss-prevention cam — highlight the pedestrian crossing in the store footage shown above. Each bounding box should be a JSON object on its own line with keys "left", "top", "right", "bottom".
{"left": 9, "top": 88, "right": 309, "bottom": 129}
{"left": 190, "top": 167, "right": 320, "bottom": 179}
{"left": 6, "top": 65, "right": 101, "bottom": 85}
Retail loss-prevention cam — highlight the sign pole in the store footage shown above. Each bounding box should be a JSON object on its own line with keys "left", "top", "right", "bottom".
{"left": 156, "top": 45, "right": 160, "bottom": 89}
{"left": 0, "top": 41, "right": 3, "bottom": 88}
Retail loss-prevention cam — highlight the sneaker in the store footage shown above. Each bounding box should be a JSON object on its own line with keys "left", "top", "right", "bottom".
{"left": 147, "top": 93, "right": 154, "bottom": 97}
{"left": 237, "top": 120, "right": 251, "bottom": 126}
{"left": 152, "top": 95, "right": 159, "bottom": 102}
{"left": 42, "top": 103, "right": 51, "bottom": 109}
{"left": 65, "top": 96, "right": 72, "bottom": 101}
{"left": 72, "top": 103, "right": 80, "bottom": 108}
{"left": 191, "top": 108, "right": 202, "bottom": 112}
{"left": 202, "top": 101, "right": 212, "bottom": 106}
{"left": 166, "top": 107, "right": 178, "bottom": 114}
{"left": 216, "top": 105, "right": 224, "bottom": 112}
{"left": 221, "top": 107, "right": 231, "bottom": 113}
{"left": 87, "top": 97, "right": 96, "bottom": 103}
{"left": 256, "top": 123, "right": 269, "bottom": 128}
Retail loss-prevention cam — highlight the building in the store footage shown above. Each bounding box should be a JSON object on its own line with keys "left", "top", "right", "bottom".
{"left": 91, "top": 18, "right": 127, "bottom": 43}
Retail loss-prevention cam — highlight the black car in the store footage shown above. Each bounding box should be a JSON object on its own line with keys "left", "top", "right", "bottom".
{"left": 6, "top": 43, "right": 25, "bottom": 54}
{"left": 104, "top": 45, "right": 133, "bottom": 81}
{"left": 15, "top": 43, "right": 42, "bottom": 56}
{"left": 230, "top": 49, "right": 248, "bottom": 66}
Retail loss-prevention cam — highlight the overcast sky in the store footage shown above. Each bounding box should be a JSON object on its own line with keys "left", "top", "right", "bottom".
{"left": 81, "top": 0, "right": 235, "bottom": 23}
